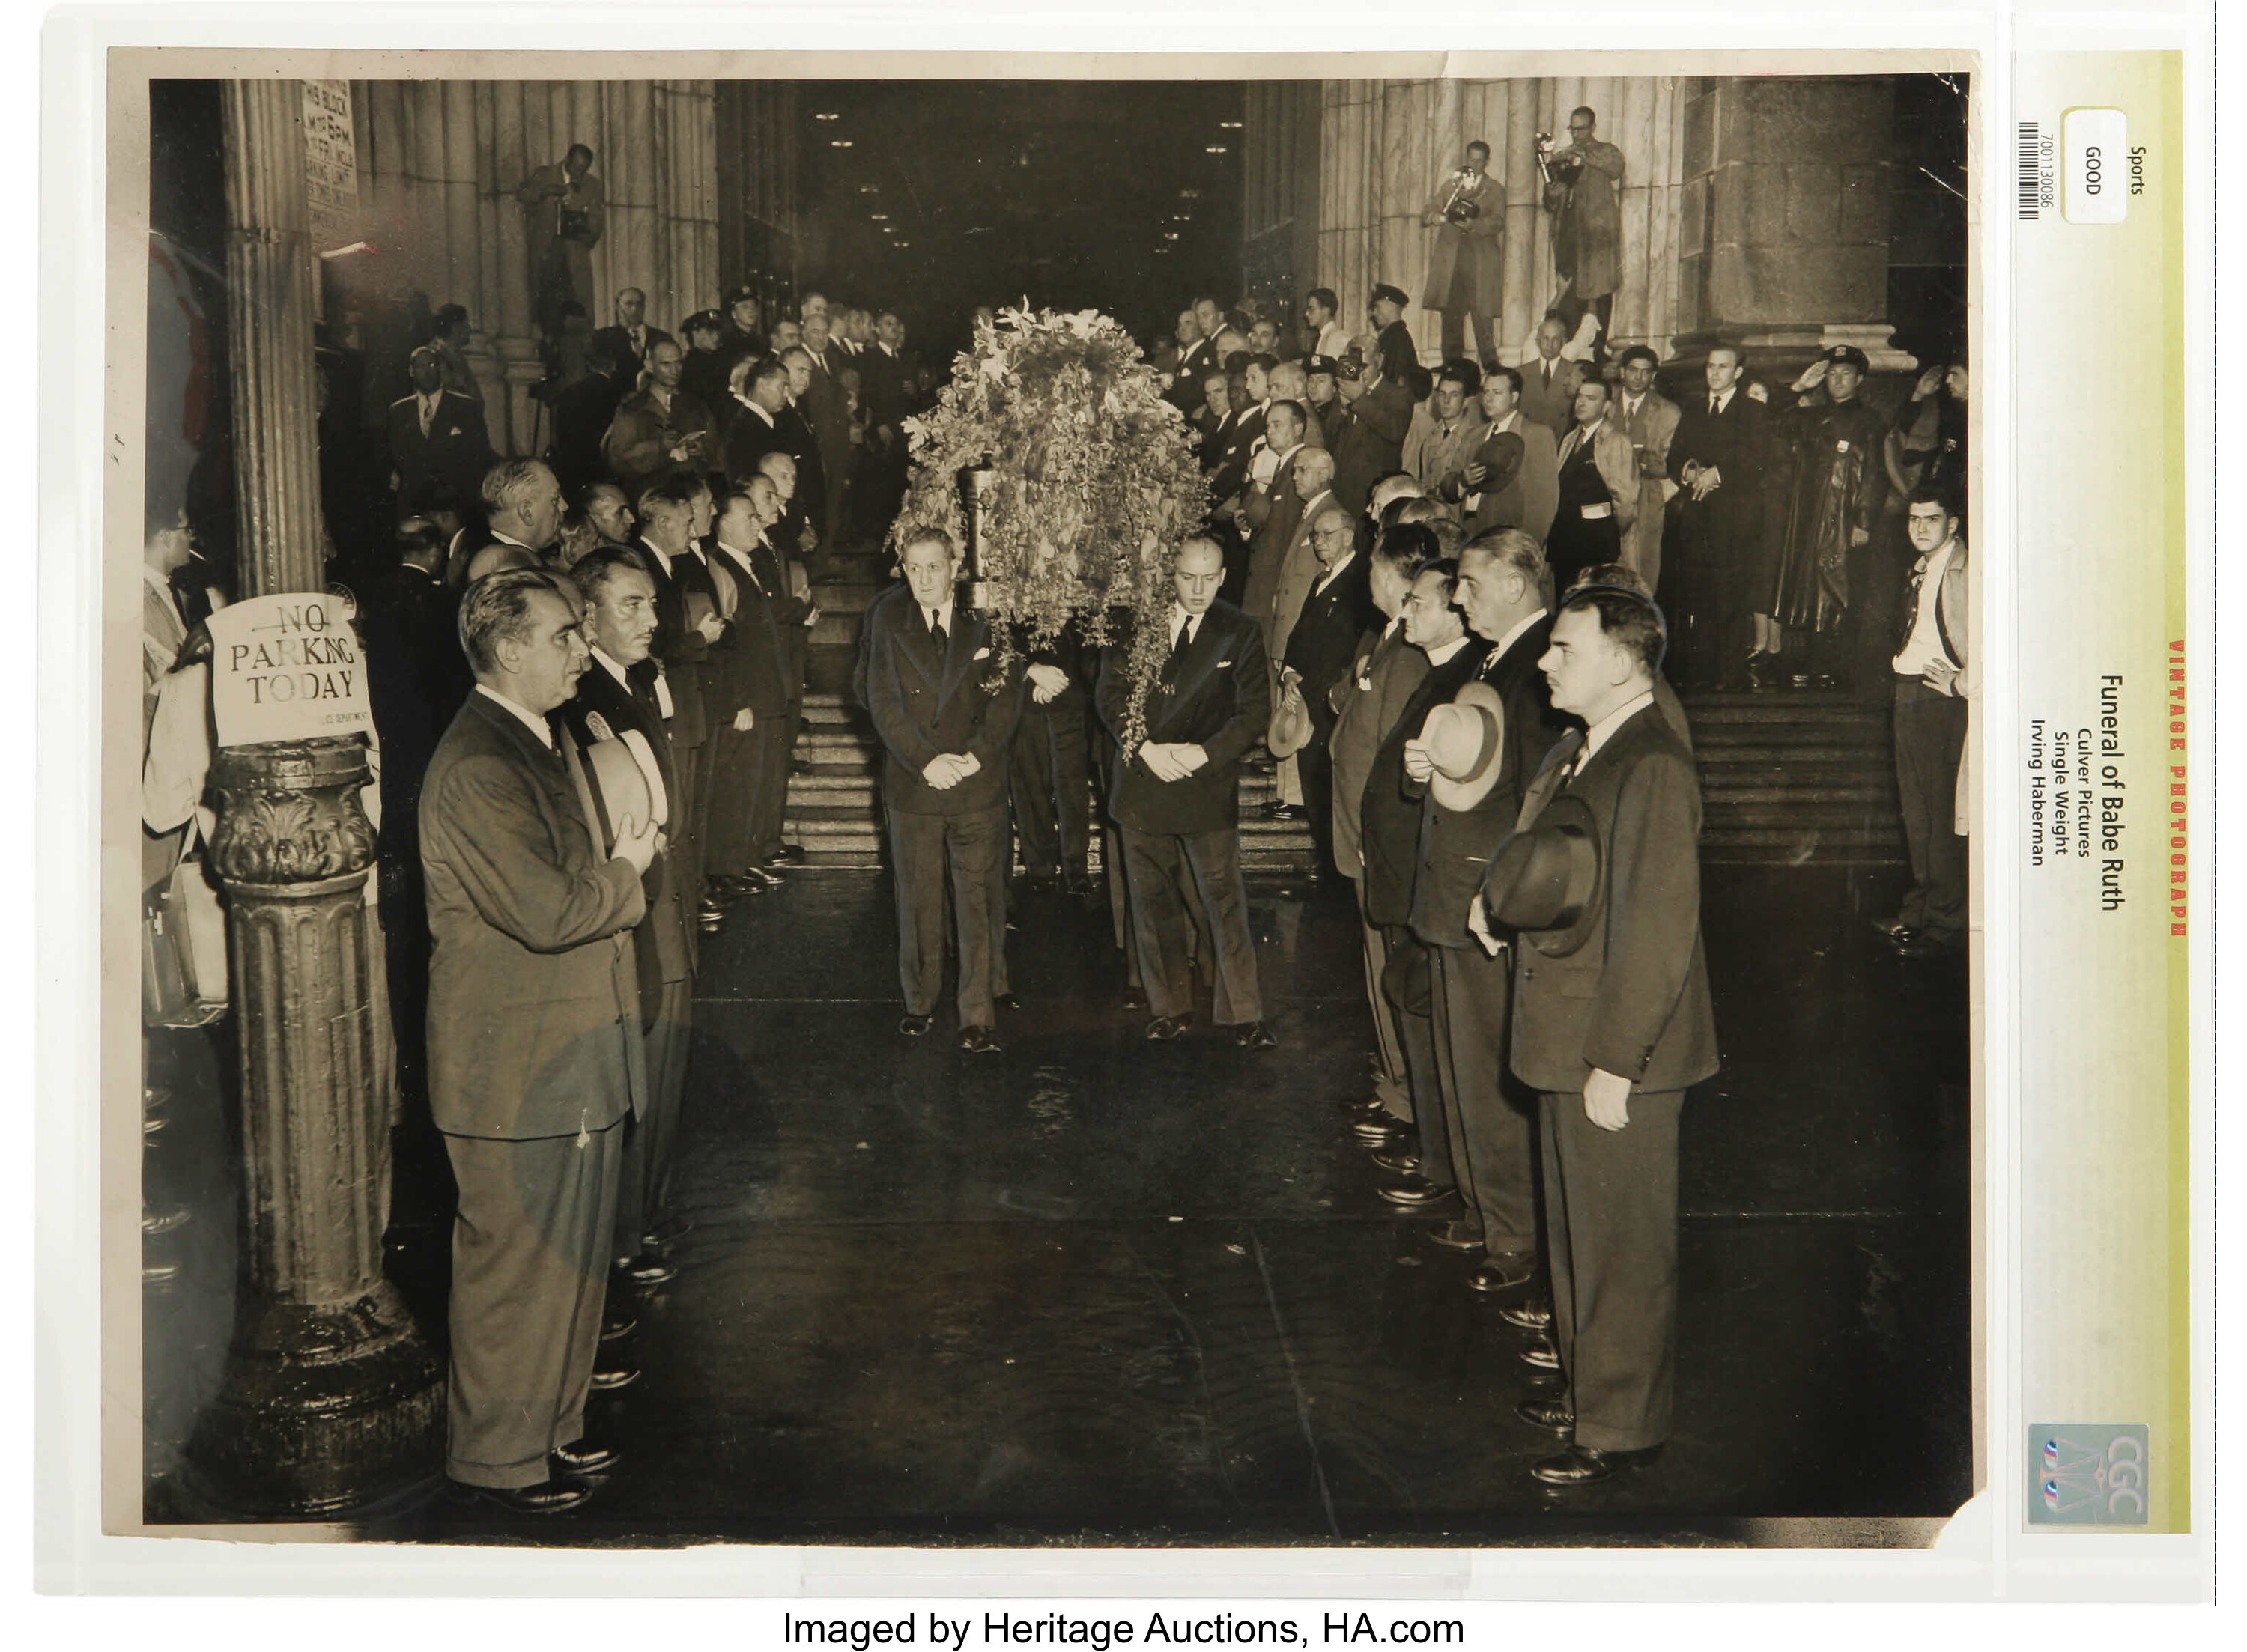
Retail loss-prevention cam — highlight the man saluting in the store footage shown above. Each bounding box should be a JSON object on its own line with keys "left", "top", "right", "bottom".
{"left": 421, "top": 568, "right": 659, "bottom": 1513}
{"left": 1097, "top": 535, "right": 1276, "bottom": 1050}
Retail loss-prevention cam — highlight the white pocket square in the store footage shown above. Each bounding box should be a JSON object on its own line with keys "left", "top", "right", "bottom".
{"left": 1215, "top": 658, "right": 1234, "bottom": 669}
{"left": 973, "top": 646, "right": 991, "bottom": 660}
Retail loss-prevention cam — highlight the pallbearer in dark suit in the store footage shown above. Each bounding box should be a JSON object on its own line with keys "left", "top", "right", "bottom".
{"left": 858, "top": 528, "right": 1026, "bottom": 1052}
{"left": 1485, "top": 583, "right": 1718, "bottom": 1487}
{"left": 421, "top": 569, "right": 659, "bottom": 1513}
{"left": 1010, "top": 616, "right": 1096, "bottom": 894}
{"left": 1401, "top": 529, "right": 1568, "bottom": 1289}
{"left": 1096, "top": 536, "right": 1276, "bottom": 1049}
{"left": 1276, "top": 504, "right": 1376, "bottom": 874}
{"left": 721, "top": 356, "right": 792, "bottom": 491}
{"left": 560, "top": 547, "right": 698, "bottom": 1292}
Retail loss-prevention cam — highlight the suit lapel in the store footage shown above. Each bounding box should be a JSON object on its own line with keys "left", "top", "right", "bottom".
{"left": 936, "top": 607, "right": 980, "bottom": 705}
{"left": 1515, "top": 728, "right": 1585, "bottom": 830}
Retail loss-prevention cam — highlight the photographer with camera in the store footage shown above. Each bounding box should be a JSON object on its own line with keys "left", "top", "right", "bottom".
{"left": 1537, "top": 109, "right": 1625, "bottom": 363}
{"left": 1422, "top": 139, "right": 1506, "bottom": 368}
{"left": 518, "top": 143, "right": 606, "bottom": 343}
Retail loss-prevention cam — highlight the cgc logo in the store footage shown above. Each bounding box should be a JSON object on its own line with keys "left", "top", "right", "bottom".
{"left": 2027, "top": 1424, "right": 2148, "bottom": 1525}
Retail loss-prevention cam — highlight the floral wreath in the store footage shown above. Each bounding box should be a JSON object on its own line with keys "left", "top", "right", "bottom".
{"left": 890, "top": 303, "right": 1210, "bottom": 751}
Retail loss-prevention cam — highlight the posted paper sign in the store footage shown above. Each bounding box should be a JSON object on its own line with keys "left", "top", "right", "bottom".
{"left": 204, "top": 592, "right": 373, "bottom": 747}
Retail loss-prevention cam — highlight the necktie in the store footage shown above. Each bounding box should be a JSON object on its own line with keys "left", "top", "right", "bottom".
{"left": 1709, "top": 395, "right": 1720, "bottom": 415}
{"left": 420, "top": 396, "right": 434, "bottom": 437}
{"left": 1170, "top": 617, "right": 1193, "bottom": 658}
{"left": 928, "top": 608, "right": 947, "bottom": 641}
{"left": 1899, "top": 557, "right": 1930, "bottom": 650}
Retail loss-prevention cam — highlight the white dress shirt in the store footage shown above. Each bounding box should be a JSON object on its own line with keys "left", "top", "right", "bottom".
{"left": 477, "top": 684, "right": 554, "bottom": 750}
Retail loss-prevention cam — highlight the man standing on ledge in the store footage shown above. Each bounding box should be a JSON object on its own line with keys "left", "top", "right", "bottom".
{"left": 1491, "top": 582, "right": 1717, "bottom": 1487}
{"left": 858, "top": 526, "right": 1025, "bottom": 1053}
{"left": 421, "top": 568, "right": 658, "bottom": 1513}
{"left": 1097, "top": 535, "right": 1276, "bottom": 1050}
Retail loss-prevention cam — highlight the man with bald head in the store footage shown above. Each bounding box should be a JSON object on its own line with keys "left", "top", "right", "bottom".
{"left": 590, "top": 287, "right": 671, "bottom": 383}
{"left": 1097, "top": 536, "right": 1275, "bottom": 1048}
{"left": 454, "top": 458, "right": 565, "bottom": 589}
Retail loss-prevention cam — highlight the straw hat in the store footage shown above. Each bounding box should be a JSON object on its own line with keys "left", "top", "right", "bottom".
{"left": 1419, "top": 682, "right": 1507, "bottom": 812}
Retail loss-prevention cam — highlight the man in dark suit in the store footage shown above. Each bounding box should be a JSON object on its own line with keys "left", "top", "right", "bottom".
{"left": 1400, "top": 529, "right": 1568, "bottom": 1288}
{"left": 1330, "top": 348, "right": 1416, "bottom": 517}
{"left": 387, "top": 345, "right": 494, "bottom": 518}
{"left": 1237, "top": 400, "right": 1309, "bottom": 633}
{"left": 701, "top": 487, "right": 796, "bottom": 899}
{"left": 629, "top": 476, "right": 727, "bottom": 924}
{"left": 589, "top": 287, "right": 672, "bottom": 386}
{"left": 420, "top": 568, "right": 659, "bottom": 1513}
{"left": 1096, "top": 535, "right": 1276, "bottom": 1049}
{"left": 721, "top": 355, "right": 792, "bottom": 490}
{"left": 560, "top": 547, "right": 697, "bottom": 1291}
{"left": 1357, "top": 543, "right": 1489, "bottom": 1214}
{"left": 858, "top": 526, "right": 1026, "bottom": 1052}
{"left": 1664, "top": 342, "right": 1773, "bottom": 690}
{"left": 858, "top": 309, "right": 921, "bottom": 537}
{"left": 1494, "top": 582, "right": 1719, "bottom": 1487}
{"left": 452, "top": 458, "right": 565, "bottom": 589}
{"left": 1009, "top": 617, "right": 1096, "bottom": 896}
{"left": 776, "top": 347, "right": 830, "bottom": 547}
{"left": 678, "top": 309, "right": 733, "bottom": 420}
{"left": 547, "top": 345, "right": 626, "bottom": 499}
{"left": 1277, "top": 494, "right": 1376, "bottom": 873}
{"left": 796, "top": 315, "right": 856, "bottom": 550}
{"left": 1325, "top": 527, "right": 1434, "bottom": 1147}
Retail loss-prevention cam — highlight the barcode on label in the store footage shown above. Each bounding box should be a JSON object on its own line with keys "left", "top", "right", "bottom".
{"left": 2019, "top": 121, "right": 2041, "bottom": 219}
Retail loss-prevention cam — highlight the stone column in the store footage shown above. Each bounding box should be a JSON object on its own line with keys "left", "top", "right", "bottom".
{"left": 488, "top": 79, "right": 545, "bottom": 458}
{"left": 184, "top": 79, "right": 442, "bottom": 1518}
{"left": 1670, "top": 75, "right": 1911, "bottom": 380}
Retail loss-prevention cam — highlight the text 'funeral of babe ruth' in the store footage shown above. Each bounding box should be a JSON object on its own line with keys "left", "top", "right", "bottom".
{"left": 2025, "top": 674, "right": 2127, "bottom": 909}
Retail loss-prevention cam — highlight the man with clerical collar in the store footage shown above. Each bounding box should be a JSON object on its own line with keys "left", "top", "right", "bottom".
{"left": 1874, "top": 486, "right": 1969, "bottom": 962}
{"left": 1488, "top": 580, "right": 1717, "bottom": 1489}
{"left": 558, "top": 546, "right": 697, "bottom": 1300}
{"left": 420, "top": 567, "right": 658, "bottom": 1514}
{"left": 1097, "top": 535, "right": 1276, "bottom": 1050}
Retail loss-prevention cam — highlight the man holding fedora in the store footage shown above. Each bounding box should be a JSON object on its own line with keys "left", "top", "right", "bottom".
{"left": 1480, "top": 580, "right": 1718, "bottom": 1487}
{"left": 1401, "top": 528, "right": 1568, "bottom": 1291}
{"left": 559, "top": 545, "right": 697, "bottom": 1297}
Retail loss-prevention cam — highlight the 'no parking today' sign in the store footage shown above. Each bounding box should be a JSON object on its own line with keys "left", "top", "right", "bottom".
{"left": 204, "top": 592, "right": 374, "bottom": 747}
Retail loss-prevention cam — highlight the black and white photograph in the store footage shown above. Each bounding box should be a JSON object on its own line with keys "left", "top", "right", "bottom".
{"left": 112, "top": 48, "right": 1980, "bottom": 1551}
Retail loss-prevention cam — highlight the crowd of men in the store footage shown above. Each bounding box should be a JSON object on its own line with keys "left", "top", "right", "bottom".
{"left": 142, "top": 128, "right": 1968, "bottom": 1506}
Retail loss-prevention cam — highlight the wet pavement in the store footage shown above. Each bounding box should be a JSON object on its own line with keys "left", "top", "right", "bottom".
{"left": 143, "top": 862, "right": 1971, "bottom": 1546}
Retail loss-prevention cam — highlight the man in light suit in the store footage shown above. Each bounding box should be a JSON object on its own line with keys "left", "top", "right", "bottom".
{"left": 858, "top": 527, "right": 1026, "bottom": 1052}
{"left": 1096, "top": 535, "right": 1276, "bottom": 1048}
{"left": 518, "top": 143, "right": 604, "bottom": 341}
{"left": 1421, "top": 139, "right": 1507, "bottom": 367}
{"left": 420, "top": 568, "right": 660, "bottom": 1513}
{"left": 1547, "top": 378, "right": 1640, "bottom": 595}
{"left": 559, "top": 547, "right": 697, "bottom": 1290}
{"left": 1491, "top": 581, "right": 1718, "bottom": 1487}
{"left": 1612, "top": 346, "right": 1681, "bottom": 594}
{"left": 1401, "top": 361, "right": 1489, "bottom": 501}
{"left": 1514, "top": 316, "right": 1586, "bottom": 434}
{"left": 1401, "top": 529, "right": 1568, "bottom": 1288}
{"left": 1462, "top": 368, "right": 1559, "bottom": 544}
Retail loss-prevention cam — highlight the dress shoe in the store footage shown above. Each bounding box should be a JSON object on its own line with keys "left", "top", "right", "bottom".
{"left": 1145, "top": 1014, "right": 1191, "bottom": 1042}
{"left": 550, "top": 1439, "right": 621, "bottom": 1477}
{"left": 1122, "top": 985, "right": 1148, "bottom": 1011}
{"left": 993, "top": 993, "right": 1022, "bottom": 1013}
{"left": 768, "top": 843, "right": 807, "bottom": 864}
{"left": 142, "top": 1260, "right": 181, "bottom": 1287}
{"left": 589, "top": 1362, "right": 640, "bottom": 1393}
{"left": 724, "top": 875, "right": 771, "bottom": 898}
{"left": 1370, "top": 1148, "right": 1423, "bottom": 1176}
{"left": 1519, "top": 1331, "right": 1562, "bottom": 1370}
{"left": 1261, "top": 800, "right": 1307, "bottom": 822}
{"left": 899, "top": 1012, "right": 934, "bottom": 1037}
{"left": 447, "top": 1476, "right": 592, "bottom": 1514}
{"left": 958, "top": 1024, "right": 1002, "bottom": 1054}
{"left": 1375, "top": 1176, "right": 1453, "bottom": 1208}
{"left": 1515, "top": 1397, "right": 1576, "bottom": 1436}
{"left": 142, "top": 1113, "right": 168, "bottom": 1138}
{"left": 1425, "top": 1218, "right": 1485, "bottom": 1252}
{"left": 1499, "top": 1297, "right": 1554, "bottom": 1331}
{"left": 1868, "top": 914, "right": 1911, "bottom": 940}
{"left": 1744, "top": 655, "right": 1774, "bottom": 693}
{"left": 1233, "top": 1021, "right": 1278, "bottom": 1050}
{"left": 740, "top": 865, "right": 784, "bottom": 889}
{"left": 697, "top": 904, "right": 727, "bottom": 932}
{"left": 1891, "top": 929, "right": 1965, "bottom": 961}
{"left": 598, "top": 1308, "right": 637, "bottom": 1343}
{"left": 616, "top": 1252, "right": 676, "bottom": 1287}
{"left": 1529, "top": 1442, "right": 1661, "bottom": 1487}
{"left": 1352, "top": 1114, "right": 1410, "bottom": 1147}
{"left": 1469, "top": 1252, "right": 1538, "bottom": 1293}
{"left": 142, "top": 1203, "right": 192, "bottom": 1236}
{"left": 1789, "top": 672, "right": 1813, "bottom": 691}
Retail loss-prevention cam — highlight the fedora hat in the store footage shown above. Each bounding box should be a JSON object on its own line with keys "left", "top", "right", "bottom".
{"left": 1267, "top": 682, "right": 1313, "bottom": 760}
{"left": 583, "top": 726, "right": 669, "bottom": 853}
{"left": 1482, "top": 792, "right": 1601, "bottom": 957}
{"left": 1420, "top": 683, "right": 1507, "bottom": 813}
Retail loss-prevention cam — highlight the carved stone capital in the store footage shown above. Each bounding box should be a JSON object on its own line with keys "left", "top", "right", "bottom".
{"left": 206, "top": 737, "right": 377, "bottom": 887}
